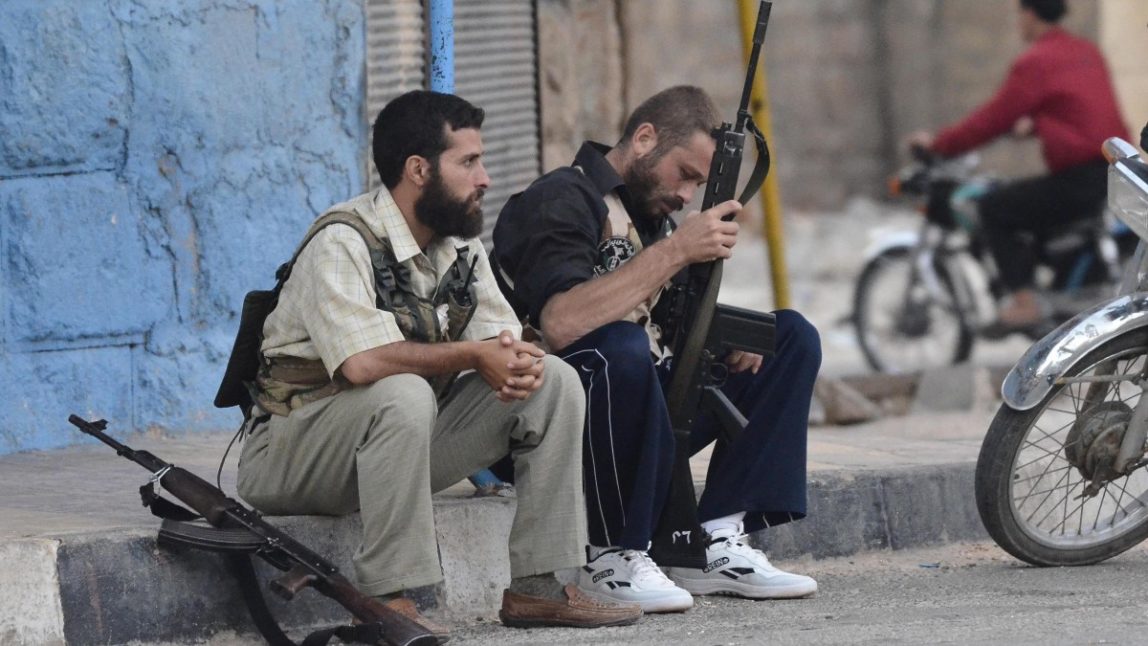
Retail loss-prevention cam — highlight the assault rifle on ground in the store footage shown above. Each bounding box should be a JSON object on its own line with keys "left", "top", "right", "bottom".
{"left": 648, "top": 0, "right": 778, "bottom": 569}
{"left": 68, "top": 415, "right": 437, "bottom": 646}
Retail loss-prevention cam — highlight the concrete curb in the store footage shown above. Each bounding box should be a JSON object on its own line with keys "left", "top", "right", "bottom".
{"left": 3, "top": 462, "right": 985, "bottom": 645}
{"left": 758, "top": 463, "right": 985, "bottom": 560}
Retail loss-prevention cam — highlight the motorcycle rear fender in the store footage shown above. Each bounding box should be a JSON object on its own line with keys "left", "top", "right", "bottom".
{"left": 1002, "top": 293, "right": 1148, "bottom": 410}
{"left": 862, "top": 230, "right": 917, "bottom": 263}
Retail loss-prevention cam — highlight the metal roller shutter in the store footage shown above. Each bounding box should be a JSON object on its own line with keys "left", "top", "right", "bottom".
{"left": 365, "top": 0, "right": 425, "bottom": 189}
{"left": 364, "top": 0, "right": 541, "bottom": 245}
{"left": 454, "top": 0, "right": 541, "bottom": 245}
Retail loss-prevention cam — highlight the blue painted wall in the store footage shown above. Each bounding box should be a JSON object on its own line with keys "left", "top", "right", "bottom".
{"left": 0, "top": 0, "right": 366, "bottom": 453}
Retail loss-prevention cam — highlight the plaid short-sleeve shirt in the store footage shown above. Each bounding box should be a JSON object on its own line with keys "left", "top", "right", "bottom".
{"left": 262, "top": 187, "right": 522, "bottom": 377}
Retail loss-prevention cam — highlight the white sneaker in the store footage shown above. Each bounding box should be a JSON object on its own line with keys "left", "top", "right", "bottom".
{"left": 666, "top": 525, "right": 818, "bottom": 599}
{"left": 577, "top": 547, "right": 694, "bottom": 613}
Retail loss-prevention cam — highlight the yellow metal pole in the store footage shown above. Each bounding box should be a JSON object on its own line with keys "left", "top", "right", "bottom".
{"left": 737, "top": 0, "right": 790, "bottom": 309}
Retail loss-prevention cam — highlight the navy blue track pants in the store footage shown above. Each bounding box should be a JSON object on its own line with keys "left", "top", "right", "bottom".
{"left": 558, "top": 309, "right": 821, "bottom": 550}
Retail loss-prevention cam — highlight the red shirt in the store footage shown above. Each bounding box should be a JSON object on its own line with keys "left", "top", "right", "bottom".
{"left": 933, "top": 27, "right": 1128, "bottom": 172}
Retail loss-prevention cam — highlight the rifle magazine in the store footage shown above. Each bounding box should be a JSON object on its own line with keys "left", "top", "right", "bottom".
{"left": 157, "top": 518, "right": 265, "bottom": 553}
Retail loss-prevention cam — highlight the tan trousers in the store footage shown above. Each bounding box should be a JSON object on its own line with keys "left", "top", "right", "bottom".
{"left": 236, "top": 355, "right": 587, "bottom": 596}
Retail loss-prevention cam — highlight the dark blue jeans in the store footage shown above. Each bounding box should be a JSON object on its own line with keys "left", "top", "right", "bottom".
{"left": 556, "top": 310, "right": 821, "bottom": 550}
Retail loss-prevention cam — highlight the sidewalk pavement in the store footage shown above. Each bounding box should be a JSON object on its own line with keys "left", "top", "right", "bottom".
{"left": 1, "top": 403, "right": 997, "bottom": 646}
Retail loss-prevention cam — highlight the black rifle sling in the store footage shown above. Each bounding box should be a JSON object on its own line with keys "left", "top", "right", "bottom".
{"left": 650, "top": 123, "right": 766, "bottom": 565}
{"left": 651, "top": 2, "right": 775, "bottom": 567}
{"left": 227, "top": 553, "right": 296, "bottom": 646}
{"left": 737, "top": 118, "right": 771, "bottom": 206}
{"left": 214, "top": 214, "right": 393, "bottom": 412}
{"left": 144, "top": 492, "right": 373, "bottom": 646}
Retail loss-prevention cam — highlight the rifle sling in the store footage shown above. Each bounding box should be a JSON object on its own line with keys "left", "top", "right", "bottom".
{"left": 650, "top": 117, "right": 768, "bottom": 568}
{"left": 141, "top": 482, "right": 200, "bottom": 523}
{"left": 227, "top": 552, "right": 297, "bottom": 646}
{"left": 736, "top": 118, "right": 771, "bottom": 207}
{"left": 145, "top": 496, "right": 384, "bottom": 646}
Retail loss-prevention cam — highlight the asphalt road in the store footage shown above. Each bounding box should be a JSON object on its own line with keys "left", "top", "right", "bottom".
{"left": 446, "top": 541, "right": 1148, "bottom": 646}
{"left": 164, "top": 541, "right": 1148, "bottom": 645}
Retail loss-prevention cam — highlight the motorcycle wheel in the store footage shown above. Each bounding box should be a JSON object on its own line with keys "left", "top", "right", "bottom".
{"left": 852, "top": 246, "right": 974, "bottom": 373}
{"left": 976, "top": 332, "right": 1148, "bottom": 566}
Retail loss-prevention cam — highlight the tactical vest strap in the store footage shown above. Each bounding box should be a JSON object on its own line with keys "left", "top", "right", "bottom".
{"left": 255, "top": 356, "right": 350, "bottom": 417}
{"left": 214, "top": 214, "right": 380, "bottom": 413}
{"left": 251, "top": 211, "right": 480, "bottom": 415}
{"left": 251, "top": 212, "right": 385, "bottom": 416}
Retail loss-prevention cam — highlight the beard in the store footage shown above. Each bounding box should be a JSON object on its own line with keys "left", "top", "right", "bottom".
{"left": 414, "top": 168, "right": 485, "bottom": 239}
{"left": 623, "top": 152, "right": 684, "bottom": 220}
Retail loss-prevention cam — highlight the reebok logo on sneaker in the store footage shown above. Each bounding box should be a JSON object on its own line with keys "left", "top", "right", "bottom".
{"left": 666, "top": 524, "right": 818, "bottom": 600}
{"left": 576, "top": 548, "right": 694, "bottom": 613}
{"left": 703, "top": 557, "right": 729, "bottom": 573}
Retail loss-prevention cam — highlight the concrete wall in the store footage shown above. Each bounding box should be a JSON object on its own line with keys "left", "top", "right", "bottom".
{"left": 538, "top": 0, "right": 1115, "bottom": 213}
{"left": 2, "top": 0, "right": 1141, "bottom": 455}
{"left": 1101, "top": 0, "right": 1148, "bottom": 134}
{"left": 0, "top": 0, "right": 365, "bottom": 452}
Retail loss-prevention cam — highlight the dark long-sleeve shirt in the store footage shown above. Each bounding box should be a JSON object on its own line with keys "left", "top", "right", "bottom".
{"left": 933, "top": 27, "right": 1128, "bottom": 173}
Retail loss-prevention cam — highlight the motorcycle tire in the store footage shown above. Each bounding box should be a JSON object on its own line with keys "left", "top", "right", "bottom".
{"left": 852, "top": 246, "right": 974, "bottom": 373}
{"left": 976, "top": 331, "right": 1148, "bottom": 566}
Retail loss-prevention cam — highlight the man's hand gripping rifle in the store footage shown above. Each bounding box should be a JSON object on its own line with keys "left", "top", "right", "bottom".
{"left": 68, "top": 415, "right": 437, "bottom": 646}
{"left": 649, "top": 1, "right": 777, "bottom": 569}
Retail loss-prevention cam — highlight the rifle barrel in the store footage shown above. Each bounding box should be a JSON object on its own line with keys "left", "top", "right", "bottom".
{"left": 69, "top": 415, "right": 169, "bottom": 473}
{"left": 69, "top": 415, "right": 128, "bottom": 452}
{"left": 736, "top": 1, "right": 772, "bottom": 130}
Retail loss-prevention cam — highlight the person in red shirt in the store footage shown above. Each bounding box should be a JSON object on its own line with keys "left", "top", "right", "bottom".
{"left": 910, "top": 0, "right": 1129, "bottom": 331}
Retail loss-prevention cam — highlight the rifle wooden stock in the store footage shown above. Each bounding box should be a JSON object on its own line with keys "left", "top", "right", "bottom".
{"left": 68, "top": 415, "right": 436, "bottom": 646}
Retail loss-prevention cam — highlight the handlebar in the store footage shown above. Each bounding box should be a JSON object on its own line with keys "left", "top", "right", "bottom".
{"left": 909, "top": 143, "right": 937, "bottom": 166}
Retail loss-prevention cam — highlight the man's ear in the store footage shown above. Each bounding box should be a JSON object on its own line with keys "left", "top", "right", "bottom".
{"left": 630, "top": 123, "right": 658, "bottom": 157}
{"left": 403, "top": 155, "right": 430, "bottom": 187}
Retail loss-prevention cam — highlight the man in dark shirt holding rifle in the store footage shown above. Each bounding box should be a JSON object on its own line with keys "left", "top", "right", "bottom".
{"left": 492, "top": 86, "right": 821, "bottom": 613}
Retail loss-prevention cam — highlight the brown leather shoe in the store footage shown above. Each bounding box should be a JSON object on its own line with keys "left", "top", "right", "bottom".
{"left": 499, "top": 583, "right": 642, "bottom": 628}
{"left": 354, "top": 598, "right": 452, "bottom": 643}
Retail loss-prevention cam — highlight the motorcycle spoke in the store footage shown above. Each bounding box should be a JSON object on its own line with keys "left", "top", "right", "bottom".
{"left": 1093, "top": 485, "right": 1115, "bottom": 532}
{"left": 1017, "top": 433, "right": 1078, "bottom": 465}
{"left": 1043, "top": 404, "right": 1084, "bottom": 416}
{"left": 1039, "top": 479, "right": 1087, "bottom": 534}
{"left": 1105, "top": 480, "right": 1132, "bottom": 528}
{"left": 1013, "top": 445, "right": 1070, "bottom": 497}
{"left": 1104, "top": 475, "right": 1148, "bottom": 523}
{"left": 1011, "top": 463, "right": 1072, "bottom": 486}
{"left": 1032, "top": 480, "right": 1080, "bottom": 533}
{"left": 1020, "top": 477, "right": 1084, "bottom": 500}
{"left": 1020, "top": 468, "right": 1072, "bottom": 524}
{"left": 1015, "top": 427, "right": 1078, "bottom": 470}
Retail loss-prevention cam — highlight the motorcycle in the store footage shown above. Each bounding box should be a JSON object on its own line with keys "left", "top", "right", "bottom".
{"left": 975, "top": 134, "right": 1148, "bottom": 566}
{"left": 851, "top": 151, "right": 1132, "bottom": 374}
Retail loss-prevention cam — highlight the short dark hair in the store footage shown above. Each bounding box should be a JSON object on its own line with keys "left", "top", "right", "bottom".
{"left": 1020, "top": 0, "right": 1066, "bottom": 23}
{"left": 618, "top": 85, "right": 721, "bottom": 156}
{"left": 372, "top": 90, "right": 485, "bottom": 189}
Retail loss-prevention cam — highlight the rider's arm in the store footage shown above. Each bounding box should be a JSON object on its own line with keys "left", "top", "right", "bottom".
{"left": 933, "top": 55, "right": 1043, "bottom": 158}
